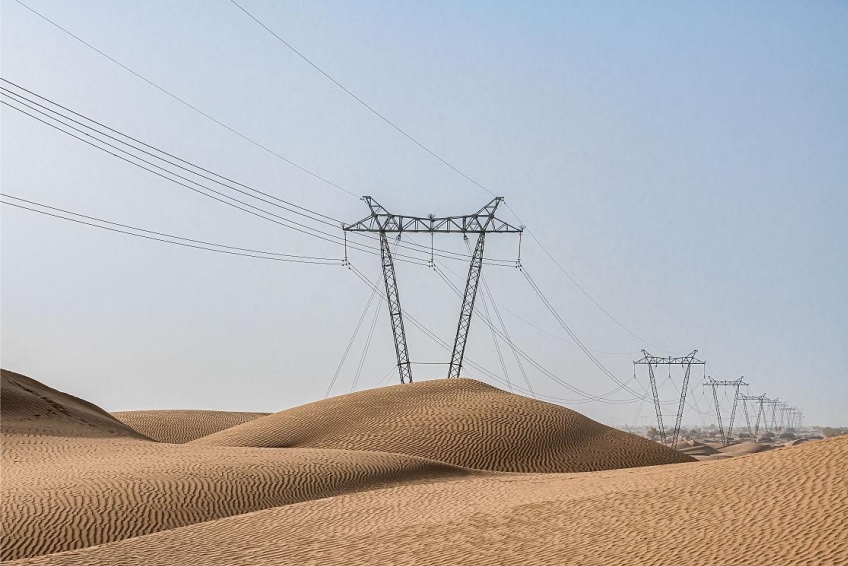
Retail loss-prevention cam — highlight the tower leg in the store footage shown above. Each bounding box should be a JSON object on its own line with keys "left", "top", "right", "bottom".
{"left": 743, "top": 400, "right": 753, "bottom": 438}
{"left": 710, "top": 384, "right": 725, "bottom": 445}
{"left": 671, "top": 358, "right": 693, "bottom": 447}
{"left": 647, "top": 362, "right": 667, "bottom": 445}
{"left": 727, "top": 387, "right": 740, "bottom": 444}
{"left": 379, "top": 232, "right": 412, "bottom": 384}
{"left": 448, "top": 233, "right": 485, "bottom": 378}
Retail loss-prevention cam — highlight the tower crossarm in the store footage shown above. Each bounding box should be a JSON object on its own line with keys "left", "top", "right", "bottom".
{"left": 344, "top": 197, "right": 523, "bottom": 233}
{"left": 634, "top": 350, "right": 706, "bottom": 366}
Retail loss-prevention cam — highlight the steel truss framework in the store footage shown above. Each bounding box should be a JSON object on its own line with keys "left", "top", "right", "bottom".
{"left": 763, "top": 398, "right": 783, "bottom": 434}
{"left": 634, "top": 350, "right": 705, "bottom": 447}
{"left": 739, "top": 394, "right": 767, "bottom": 438}
{"left": 345, "top": 197, "right": 521, "bottom": 384}
{"left": 777, "top": 403, "right": 798, "bottom": 433}
{"left": 703, "top": 377, "right": 748, "bottom": 445}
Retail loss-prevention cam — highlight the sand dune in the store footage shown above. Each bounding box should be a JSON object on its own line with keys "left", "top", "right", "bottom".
{"left": 16, "top": 434, "right": 847, "bottom": 565}
{"left": 675, "top": 439, "right": 720, "bottom": 457}
{"left": 717, "top": 440, "right": 773, "bottom": 455}
{"left": 1, "top": 370, "right": 147, "bottom": 439}
{"left": 113, "top": 409, "right": 268, "bottom": 443}
{"left": 0, "top": 372, "right": 473, "bottom": 561}
{"left": 192, "top": 378, "right": 693, "bottom": 472}
{"left": 7, "top": 371, "right": 843, "bottom": 565}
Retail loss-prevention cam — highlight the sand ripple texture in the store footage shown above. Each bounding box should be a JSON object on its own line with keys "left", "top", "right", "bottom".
{"left": 1, "top": 370, "right": 148, "bottom": 440}
{"left": 1, "top": 371, "right": 472, "bottom": 561}
{"left": 112, "top": 410, "right": 268, "bottom": 443}
{"left": 15, "top": 435, "right": 848, "bottom": 566}
{"left": 191, "top": 378, "right": 693, "bottom": 472}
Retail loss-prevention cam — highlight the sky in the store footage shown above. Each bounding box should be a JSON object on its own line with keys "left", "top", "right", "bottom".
{"left": 2, "top": 0, "right": 846, "bottom": 427}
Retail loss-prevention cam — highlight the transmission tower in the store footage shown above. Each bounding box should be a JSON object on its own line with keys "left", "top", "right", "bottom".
{"left": 344, "top": 197, "right": 521, "bottom": 384}
{"left": 739, "top": 393, "right": 767, "bottom": 439}
{"left": 703, "top": 376, "right": 748, "bottom": 446}
{"left": 761, "top": 398, "right": 782, "bottom": 434}
{"left": 634, "top": 350, "right": 705, "bottom": 447}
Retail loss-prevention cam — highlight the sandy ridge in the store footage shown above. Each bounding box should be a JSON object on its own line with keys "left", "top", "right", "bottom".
{"left": 192, "top": 378, "right": 693, "bottom": 472}
{"left": 0, "top": 371, "right": 475, "bottom": 561}
{"left": 113, "top": 409, "right": 268, "bottom": 443}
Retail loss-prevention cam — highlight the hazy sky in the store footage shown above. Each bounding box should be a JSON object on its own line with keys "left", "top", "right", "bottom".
{"left": 2, "top": 0, "right": 846, "bottom": 427}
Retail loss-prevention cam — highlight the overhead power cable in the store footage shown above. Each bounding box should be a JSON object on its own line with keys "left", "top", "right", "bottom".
{"left": 351, "top": 295, "right": 383, "bottom": 392}
{"left": 0, "top": 98, "right": 369, "bottom": 260}
{"left": 1, "top": 194, "right": 338, "bottom": 265}
{"left": 433, "top": 262, "right": 646, "bottom": 404}
{"left": 229, "top": 0, "right": 491, "bottom": 196}
{"left": 473, "top": 276, "right": 512, "bottom": 392}
{"left": 1, "top": 80, "right": 516, "bottom": 267}
{"left": 351, "top": 263, "right": 641, "bottom": 406}
{"left": 227, "top": 0, "right": 680, "bottom": 355}
{"left": 436, "top": 259, "right": 639, "bottom": 357}
{"left": 1, "top": 79, "right": 339, "bottom": 225}
{"left": 1, "top": 95, "right": 442, "bottom": 268}
{"left": 520, "top": 267, "right": 652, "bottom": 401}
{"left": 11, "top": 0, "right": 359, "bottom": 198}
{"left": 325, "top": 278, "right": 380, "bottom": 398}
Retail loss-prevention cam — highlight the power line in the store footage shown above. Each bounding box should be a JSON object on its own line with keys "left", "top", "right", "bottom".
{"left": 325, "top": 276, "right": 380, "bottom": 398}
{"left": 13, "top": 1, "right": 687, "bottom": 394}
{"left": 1, "top": 81, "right": 517, "bottom": 267}
{"left": 0, "top": 95, "right": 432, "bottom": 267}
{"left": 11, "top": 0, "right": 359, "bottom": 199}
{"left": 229, "top": 0, "right": 493, "bottom": 198}
{"left": 0, "top": 196, "right": 338, "bottom": 265}
{"left": 1, "top": 193, "right": 337, "bottom": 261}
{"left": 431, "top": 262, "right": 643, "bottom": 404}
{"left": 520, "top": 267, "right": 649, "bottom": 400}
{"left": 514, "top": 217, "right": 682, "bottom": 355}
{"left": 351, "top": 295, "right": 382, "bottom": 393}
{"left": 437, "top": 259, "right": 640, "bottom": 356}
{"left": 351, "top": 262, "right": 641, "bottom": 406}
{"left": 227, "top": 0, "right": 680, "bottom": 355}
{"left": 0, "top": 78, "right": 341, "bottom": 226}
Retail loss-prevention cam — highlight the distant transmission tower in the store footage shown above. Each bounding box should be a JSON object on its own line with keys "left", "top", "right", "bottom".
{"left": 780, "top": 405, "right": 797, "bottom": 432}
{"left": 344, "top": 197, "right": 522, "bottom": 384}
{"left": 762, "top": 398, "right": 782, "bottom": 434}
{"left": 703, "top": 376, "right": 748, "bottom": 446}
{"left": 634, "top": 350, "right": 705, "bottom": 447}
{"left": 739, "top": 392, "right": 767, "bottom": 439}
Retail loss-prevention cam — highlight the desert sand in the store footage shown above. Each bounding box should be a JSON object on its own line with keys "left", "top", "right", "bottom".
{"left": 3, "top": 368, "right": 846, "bottom": 565}
{"left": 112, "top": 410, "right": 268, "bottom": 443}
{"left": 0, "top": 370, "right": 472, "bottom": 561}
{"left": 192, "top": 378, "right": 692, "bottom": 472}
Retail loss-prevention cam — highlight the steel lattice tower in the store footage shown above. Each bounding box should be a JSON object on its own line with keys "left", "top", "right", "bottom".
{"left": 344, "top": 197, "right": 521, "bottom": 384}
{"left": 634, "top": 350, "right": 705, "bottom": 447}
{"left": 739, "top": 393, "right": 767, "bottom": 438}
{"left": 703, "top": 376, "right": 748, "bottom": 445}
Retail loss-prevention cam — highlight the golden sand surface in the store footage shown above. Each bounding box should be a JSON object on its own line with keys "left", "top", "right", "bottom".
{"left": 13, "top": 435, "right": 848, "bottom": 565}
{"left": 1, "top": 370, "right": 148, "bottom": 440}
{"left": 716, "top": 440, "right": 772, "bottom": 454}
{"left": 4, "top": 370, "right": 846, "bottom": 565}
{"left": 192, "top": 378, "right": 692, "bottom": 472}
{"left": 0, "top": 370, "right": 472, "bottom": 561}
{"left": 112, "top": 410, "right": 268, "bottom": 443}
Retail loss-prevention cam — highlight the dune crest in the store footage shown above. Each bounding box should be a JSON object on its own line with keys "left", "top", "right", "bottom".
{"left": 192, "top": 378, "right": 693, "bottom": 472}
